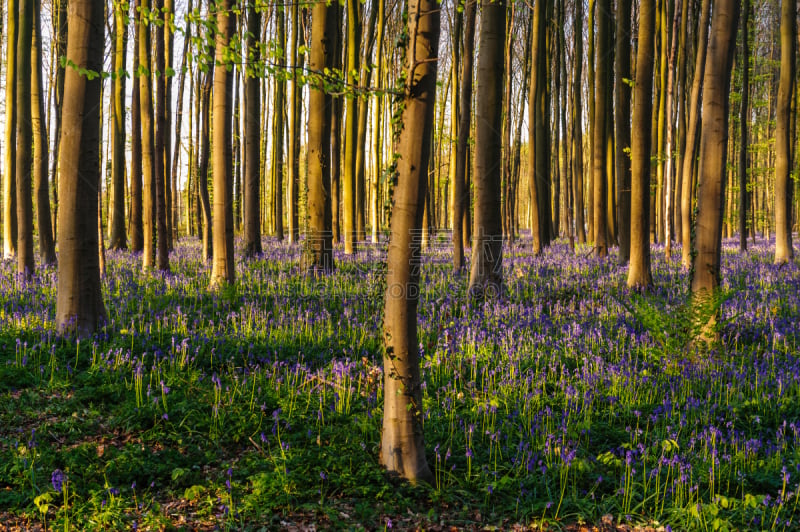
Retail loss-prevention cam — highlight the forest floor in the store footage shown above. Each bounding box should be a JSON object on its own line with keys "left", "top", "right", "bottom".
{"left": 0, "top": 236, "right": 798, "bottom": 531}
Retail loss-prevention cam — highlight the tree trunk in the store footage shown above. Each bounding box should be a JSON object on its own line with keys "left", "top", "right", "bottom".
{"left": 738, "top": 0, "right": 750, "bottom": 253}
{"left": 691, "top": 0, "right": 739, "bottom": 340}
{"left": 56, "top": 0, "right": 107, "bottom": 336}
{"left": 573, "top": 0, "right": 586, "bottom": 245}
{"left": 680, "top": 0, "right": 711, "bottom": 268}
{"left": 50, "top": 0, "right": 68, "bottom": 242}
{"left": 273, "top": 5, "right": 286, "bottom": 241}
{"left": 209, "top": 0, "right": 236, "bottom": 288}
{"left": 615, "top": 0, "right": 632, "bottom": 262}
{"left": 593, "top": 0, "right": 611, "bottom": 257}
{"left": 16, "top": 0, "right": 34, "bottom": 277}
{"left": 32, "top": 0, "right": 56, "bottom": 264}
{"left": 287, "top": 0, "right": 303, "bottom": 244}
{"left": 129, "top": 0, "right": 144, "bottom": 252}
{"left": 139, "top": 0, "right": 156, "bottom": 270}
{"left": 775, "top": 0, "right": 795, "bottom": 263}
{"left": 305, "top": 0, "right": 337, "bottom": 273}
{"left": 343, "top": 0, "right": 361, "bottom": 254}
{"left": 244, "top": 1, "right": 262, "bottom": 256}
{"left": 529, "top": 0, "right": 550, "bottom": 254}
{"left": 371, "top": 0, "right": 385, "bottom": 243}
{"left": 4, "top": 0, "right": 18, "bottom": 260}
{"left": 381, "top": 0, "right": 439, "bottom": 484}
{"left": 164, "top": 0, "right": 175, "bottom": 248}
{"left": 663, "top": 0, "right": 681, "bottom": 259}
{"left": 628, "top": 0, "right": 656, "bottom": 289}
{"left": 468, "top": 0, "right": 505, "bottom": 300}
{"left": 109, "top": 0, "right": 128, "bottom": 250}
{"left": 452, "top": 0, "right": 476, "bottom": 271}
{"left": 153, "top": 0, "right": 170, "bottom": 271}
{"left": 198, "top": 65, "right": 213, "bottom": 261}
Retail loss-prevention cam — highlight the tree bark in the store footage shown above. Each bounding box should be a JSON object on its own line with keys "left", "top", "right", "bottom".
{"left": 287, "top": 1, "right": 304, "bottom": 244}
{"left": 615, "top": 0, "right": 632, "bottom": 262}
{"left": 209, "top": 0, "right": 236, "bottom": 288}
{"left": 16, "top": 0, "right": 34, "bottom": 277}
{"left": 663, "top": 0, "right": 681, "bottom": 259}
{"left": 452, "top": 0, "right": 476, "bottom": 271}
{"left": 627, "top": 0, "right": 656, "bottom": 289}
{"left": 593, "top": 0, "right": 611, "bottom": 257}
{"left": 109, "top": 0, "right": 128, "bottom": 250}
{"left": 572, "top": 0, "right": 586, "bottom": 245}
{"left": 32, "top": 0, "right": 55, "bottom": 265}
{"left": 343, "top": 0, "right": 361, "bottom": 254}
{"left": 153, "top": 0, "right": 170, "bottom": 271}
{"left": 305, "top": 0, "right": 337, "bottom": 273}
{"left": 738, "top": 0, "right": 750, "bottom": 253}
{"left": 775, "top": 0, "right": 795, "bottom": 263}
{"left": 4, "top": 0, "right": 18, "bottom": 260}
{"left": 680, "top": 0, "right": 710, "bottom": 268}
{"left": 244, "top": 1, "right": 262, "bottom": 256}
{"left": 691, "top": 0, "right": 739, "bottom": 339}
{"left": 56, "top": 0, "right": 107, "bottom": 336}
{"left": 139, "top": 0, "right": 156, "bottom": 270}
{"left": 529, "top": 0, "right": 550, "bottom": 254}
{"left": 468, "top": 0, "right": 505, "bottom": 300}
{"left": 130, "top": 0, "right": 144, "bottom": 252}
{"left": 381, "top": 0, "right": 439, "bottom": 484}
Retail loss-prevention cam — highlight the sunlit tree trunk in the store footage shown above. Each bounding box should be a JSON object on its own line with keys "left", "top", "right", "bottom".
{"left": 164, "top": 0, "right": 175, "bottom": 248}
{"left": 572, "top": 0, "right": 586, "bottom": 245}
{"left": 529, "top": 0, "right": 550, "bottom": 254}
{"left": 775, "top": 0, "right": 795, "bottom": 264}
{"left": 342, "top": 0, "right": 361, "bottom": 254}
{"left": 381, "top": 0, "right": 439, "bottom": 484}
{"left": 664, "top": 1, "right": 681, "bottom": 259}
{"left": 469, "top": 0, "right": 505, "bottom": 299}
{"left": 244, "top": 1, "right": 262, "bottom": 256}
{"left": 593, "top": 0, "right": 611, "bottom": 257}
{"left": 453, "top": 0, "right": 476, "bottom": 271}
{"left": 209, "top": 0, "right": 236, "bottom": 288}
{"left": 31, "top": 0, "right": 55, "bottom": 265}
{"left": 153, "top": 0, "right": 170, "bottom": 271}
{"left": 56, "top": 0, "right": 106, "bottom": 336}
{"left": 15, "top": 0, "right": 34, "bottom": 277}
{"left": 628, "top": 0, "right": 656, "bottom": 289}
{"left": 130, "top": 0, "right": 144, "bottom": 252}
{"left": 4, "top": 0, "right": 18, "bottom": 260}
{"left": 287, "top": 1, "right": 303, "bottom": 244}
{"left": 109, "top": 0, "right": 128, "bottom": 251}
{"left": 371, "top": 0, "right": 385, "bottom": 243}
{"left": 691, "top": 0, "right": 739, "bottom": 340}
{"left": 680, "top": 0, "right": 710, "bottom": 268}
{"left": 198, "top": 66, "right": 213, "bottom": 261}
{"left": 171, "top": 0, "right": 191, "bottom": 241}
{"left": 305, "top": 0, "right": 336, "bottom": 273}
{"left": 139, "top": 0, "right": 156, "bottom": 270}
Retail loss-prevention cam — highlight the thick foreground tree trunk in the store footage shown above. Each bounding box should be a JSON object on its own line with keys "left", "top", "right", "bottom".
{"left": 774, "top": 0, "right": 795, "bottom": 264}
{"left": 381, "top": 0, "right": 439, "bottom": 484}
{"left": 56, "top": 0, "right": 107, "bottom": 336}
{"left": 16, "top": 0, "right": 35, "bottom": 277}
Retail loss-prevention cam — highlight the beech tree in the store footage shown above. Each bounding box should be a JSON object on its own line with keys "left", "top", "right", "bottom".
{"left": 381, "top": 0, "right": 440, "bottom": 484}
{"left": 209, "top": 0, "right": 236, "bottom": 288}
{"left": 628, "top": 0, "right": 656, "bottom": 289}
{"left": 244, "top": 0, "right": 262, "bottom": 257}
{"left": 468, "top": 0, "right": 506, "bottom": 299}
{"left": 140, "top": 0, "right": 156, "bottom": 269}
{"left": 774, "top": 0, "right": 795, "bottom": 264}
{"left": 691, "top": 0, "right": 739, "bottom": 338}
{"left": 56, "top": 0, "right": 107, "bottom": 336}
{"left": 592, "top": 0, "right": 611, "bottom": 257}
{"left": 4, "top": 0, "right": 18, "bottom": 260}
{"left": 16, "top": 0, "right": 34, "bottom": 277}
{"left": 109, "top": 0, "right": 128, "bottom": 251}
{"left": 305, "top": 0, "right": 336, "bottom": 274}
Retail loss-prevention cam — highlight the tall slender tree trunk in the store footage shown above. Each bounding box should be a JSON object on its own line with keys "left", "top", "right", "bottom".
{"left": 469, "top": 0, "right": 506, "bottom": 300}
{"left": 593, "top": 0, "right": 611, "bottom": 257}
{"left": 774, "top": 0, "right": 795, "bottom": 264}
{"left": 273, "top": 5, "right": 286, "bottom": 241}
{"left": 172, "top": 0, "right": 192, "bottom": 240}
{"left": 244, "top": 1, "right": 262, "bottom": 256}
{"left": 628, "top": 0, "right": 656, "bottom": 289}
{"left": 664, "top": 0, "right": 681, "bottom": 259}
{"left": 209, "top": 0, "right": 236, "bottom": 288}
{"left": 32, "top": 0, "right": 55, "bottom": 264}
{"left": 573, "top": 0, "right": 586, "bottom": 245}
{"left": 16, "top": 0, "right": 34, "bottom": 277}
{"left": 380, "top": 0, "right": 439, "bottom": 484}
{"left": 287, "top": 0, "right": 303, "bottom": 244}
{"left": 56, "top": 0, "right": 107, "bottom": 336}
{"left": 305, "top": 0, "right": 336, "bottom": 273}
{"left": 51, "top": 0, "right": 68, "bottom": 242}
{"left": 370, "top": 0, "right": 385, "bottom": 243}
{"left": 691, "top": 0, "right": 739, "bottom": 341}
{"left": 739, "top": 0, "right": 750, "bottom": 253}
{"left": 198, "top": 66, "right": 213, "bottom": 261}
{"left": 529, "top": 0, "right": 550, "bottom": 254}
{"left": 109, "top": 0, "right": 128, "bottom": 251}
{"left": 4, "top": 0, "right": 19, "bottom": 260}
{"left": 452, "top": 0, "right": 476, "bottom": 271}
{"left": 165, "top": 0, "right": 175, "bottom": 248}
{"left": 153, "top": 0, "right": 170, "bottom": 271}
{"left": 343, "top": 0, "right": 361, "bottom": 254}
{"left": 680, "top": 0, "right": 711, "bottom": 268}
{"left": 130, "top": 0, "right": 144, "bottom": 252}
{"left": 616, "top": 0, "right": 632, "bottom": 262}
{"left": 654, "top": 0, "right": 668, "bottom": 244}
{"left": 140, "top": 0, "right": 156, "bottom": 269}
